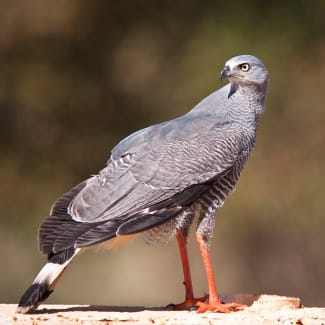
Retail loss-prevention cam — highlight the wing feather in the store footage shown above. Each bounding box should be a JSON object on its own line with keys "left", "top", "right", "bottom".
{"left": 39, "top": 115, "right": 251, "bottom": 253}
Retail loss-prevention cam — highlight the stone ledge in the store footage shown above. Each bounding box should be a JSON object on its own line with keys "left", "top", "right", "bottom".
{"left": 3, "top": 294, "right": 325, "bottom": 325}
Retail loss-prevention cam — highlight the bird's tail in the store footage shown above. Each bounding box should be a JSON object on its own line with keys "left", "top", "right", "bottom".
{"left": 16, "top": 247, "right": 80, "bottom": 314}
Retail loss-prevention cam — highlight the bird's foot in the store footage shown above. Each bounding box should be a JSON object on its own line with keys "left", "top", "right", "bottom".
{"left": 171, "top": 294, "right": 209, "bottom": 311}
{"left": 196, "top": 300, "right": 246, "bottom": 313}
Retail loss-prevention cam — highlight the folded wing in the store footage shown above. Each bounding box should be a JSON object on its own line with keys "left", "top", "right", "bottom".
{"left": 40, "top": 119, "right": 248, "bottom": 255}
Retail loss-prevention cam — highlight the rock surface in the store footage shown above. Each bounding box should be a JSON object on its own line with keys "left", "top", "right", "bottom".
{"left": 2, "top": 294, "right": 325, "bottom": 325}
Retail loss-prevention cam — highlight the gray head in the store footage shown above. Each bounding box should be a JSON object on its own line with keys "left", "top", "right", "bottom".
{"left": 220, "top": 55, "right": 269, "bottom": 86}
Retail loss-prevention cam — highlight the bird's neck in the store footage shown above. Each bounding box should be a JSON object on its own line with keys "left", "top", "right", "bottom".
{"left": 230, "top": 81, "right": 268, "bottom": 117}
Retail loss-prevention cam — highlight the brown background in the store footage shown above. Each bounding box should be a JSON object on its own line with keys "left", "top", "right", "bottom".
{"left": 0, "top": 0, "right": 324, "bottom": 308}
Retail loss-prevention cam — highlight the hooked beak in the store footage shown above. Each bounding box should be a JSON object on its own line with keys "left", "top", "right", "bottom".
{"left": 220, "top": 65, "right": 230, "bottom": 81}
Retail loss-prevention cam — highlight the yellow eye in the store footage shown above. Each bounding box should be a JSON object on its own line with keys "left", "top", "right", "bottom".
{"left": 240, "top": 63, "right": 250, "bottom": 72}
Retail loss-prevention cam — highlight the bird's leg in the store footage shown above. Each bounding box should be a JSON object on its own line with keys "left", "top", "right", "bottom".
{"left": 195, "top": 234, "right": 245, "bottom": 313}
{"left": 173, "top": 229, "right": 208, "bottom": 310}
{"left": 177, "top": 229, "right": 194, "bottom": 301}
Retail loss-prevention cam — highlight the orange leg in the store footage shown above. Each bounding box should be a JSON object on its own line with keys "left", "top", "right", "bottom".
{"left": 173, "top": 230, "right": 208, "bottom": 310}
{"left": 195, "top": 234, "right": 245, "bottom": 313}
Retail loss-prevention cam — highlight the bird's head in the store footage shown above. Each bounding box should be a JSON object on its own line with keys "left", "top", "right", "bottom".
{"left": 220, "top": 55, "right": 269, "bottom": 86}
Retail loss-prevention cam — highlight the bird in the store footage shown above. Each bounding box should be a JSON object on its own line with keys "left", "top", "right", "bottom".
{"left": 16, "top": 54, "right": 269, "bottom": 314}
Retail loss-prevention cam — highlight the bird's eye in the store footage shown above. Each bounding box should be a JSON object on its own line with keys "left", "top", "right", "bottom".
{"left": 240, "top": 63, "right": 250, "bottom": 72}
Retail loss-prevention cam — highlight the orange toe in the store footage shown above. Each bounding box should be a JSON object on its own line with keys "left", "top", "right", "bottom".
{"left": 196, "top": 301, "right": 246, "bottom": 313}
{"left": 173, "top": 294, "right": 209, "bottom": 310}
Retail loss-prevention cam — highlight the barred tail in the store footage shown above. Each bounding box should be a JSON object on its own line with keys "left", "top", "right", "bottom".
{"left": 16, "top": 247, "right": 80, "bottom": 314}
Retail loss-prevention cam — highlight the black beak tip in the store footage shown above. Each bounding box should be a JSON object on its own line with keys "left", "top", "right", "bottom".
{"left": 220, "top": 65, "right": 230, "bottom": 81}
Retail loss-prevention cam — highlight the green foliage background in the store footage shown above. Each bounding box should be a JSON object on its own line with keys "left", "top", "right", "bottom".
{"left": 1, "top": 0, "right": 324, "bottom": 307}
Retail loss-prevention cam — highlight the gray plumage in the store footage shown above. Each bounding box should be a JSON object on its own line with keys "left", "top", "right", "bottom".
{"left": 17, "top": 54, "right": 269, "bottom": 313}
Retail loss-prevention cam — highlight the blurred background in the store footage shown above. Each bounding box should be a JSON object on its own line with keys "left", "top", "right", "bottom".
{"left": 1, "top": 0, "right": 324, "bottom": 308}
